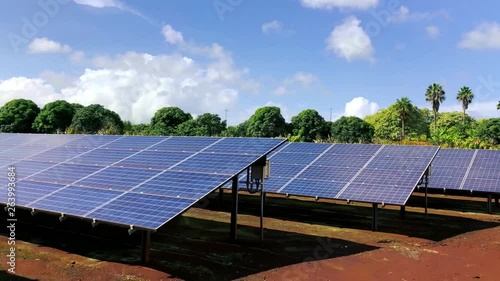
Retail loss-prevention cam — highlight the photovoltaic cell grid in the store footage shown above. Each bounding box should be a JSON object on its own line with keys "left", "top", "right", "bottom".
{"left": 429, "top": 148, "right": 500, "bottom": 193}
{"left": 0, "top": 133, "right": 286, "bottom": 230}
{"left": 236, "top": 142, "right": 439, "bottom": 206}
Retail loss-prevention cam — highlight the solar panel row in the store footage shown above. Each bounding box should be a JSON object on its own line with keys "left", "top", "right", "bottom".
{"left": 429, "top": 148, "right": 500, "bottom": 193}
{"left": 233, "top": 142, "right": 439, "bottom": 206}
{"left": 0, "top": 133, "right": 286, "bottom": 230}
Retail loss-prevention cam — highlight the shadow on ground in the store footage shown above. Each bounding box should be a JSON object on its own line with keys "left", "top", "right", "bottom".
{"left": 0, "top": 271, "right": 36, "bottom": 281}
{"left": 0, "top": 208, "right": 378, "bottom": 281}
{"left": 209, "top": 191, "right": 500, "bottom": 242}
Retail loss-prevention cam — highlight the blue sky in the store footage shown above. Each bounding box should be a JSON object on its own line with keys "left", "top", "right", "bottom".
{"left": 1, "top": 0, "right": 499, "bottom": 124}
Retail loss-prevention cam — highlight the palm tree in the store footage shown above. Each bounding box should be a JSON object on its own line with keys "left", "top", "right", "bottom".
{"left": 395, "top": 97, "right": 413, "bottom": 140}
{"left": 456, "top": 86, "right": 474, "bottom": 124}
{"left": 425, "top": 83, "right": 446, "bottom": 133}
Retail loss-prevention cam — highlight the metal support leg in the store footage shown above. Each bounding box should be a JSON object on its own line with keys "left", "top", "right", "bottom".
{"left": 230, "top": 176, "right": 239, "bottom": 241}
{"left": 400, "top": 205, "right": 406, "bottom": 220}
{"left": 141, "top": 230, "right": 151, "bottom": 264}
{"left": 372, "top": 203, "right": 378, "bottom": 231}
{"left": 218, "top": 187, "right": 224, "bottom": 210}
{"left": 487, "top": 194, "right": 493, "bottom": 214}
{"left": 260, "top": 187, "right": 265, "bottom": 241}
{"left": 424, "top": 173, "right": 429, "bottom": 219}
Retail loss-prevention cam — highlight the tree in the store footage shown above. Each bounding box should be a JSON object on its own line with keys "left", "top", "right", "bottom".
{"left": 497, "top": 101, "right": 500, "bottom": 110}
{"left": 425, "top": 83, "right": 446, "bottom": 133}
{"left": 0, "top": 99, "right": 40, "bottom": 133}
{"left": 331, "top": 116, "right": 374, "bottom": 143}
{"left": 71, "top": 103, "right": 84, "bottom": 113}
{"left": 176, "top": 119, "right": 200, "bottom": 136}
{"left": 69, "top": 104, "right": 124, "bottom": 134}
{"left": 246, "top": 106, "right": 287, "bottom": 137}
{"left": 394, "top": 97, "right": 413, "bottom": 140}
{"left": 477, "top": 118, "right": 500, "bottom": 145}
{"left": 150, "top": 107, "right": 192, "bottom": 135}
{"left": 195, "top": 113, "right": 226, "bottom": 136}
{"left": 290, "top": 109, "right": 328, "bottom": 142}
{"left": 223, "top": 122, "right": 248, "bottom": 137}
{"left": 365, "top": 103, "right": 429, "bottom": 141}
{"left": 32, "top": 100, "right": 77, "bottom": 133}
{"left": 456, "top": 86, "right": 474, "bottom": 124}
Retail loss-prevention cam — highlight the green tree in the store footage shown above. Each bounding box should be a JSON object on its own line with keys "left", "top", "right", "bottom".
{"left": 246, "top": 106, "right": 287, "bottom": 137}
{"left": 290, "top": 109, "right": 328, "bottom": 142}
{"left": 477, "top": 118, "right": 500, "bottom": 145}
{"left": 425, "top": 83, "right": 446, "bottom": 133}
{"left": 456, "top": 86, "right": 474, "bottom": 124}
{"left": 32, "top": 100, "right": 77, "bottom": 133}
{"left": 150, "top": 107, "right": 192, "bottom": 135}
{"left": 365, "top": 103, "right": 429, "bottom": 141}
{"left": 497, "top": 101, "right": 500, "bottom": 110}
{"left": 394, "top": 97, "right": 413, "bottom": 140}
{"left": 331, "top": 116, "right": 374, "bottom": 143}
{"left": 176, "top": 119, "right": 200, "bottom": 136}
{"left": 195, "top": 113, "right": 226, "bottom": 136}
{"left": 70, "top": 104, "right": 124, "bottom": 134}
{"left": 0, "top": 99, "right": 40, "bottom": 133}
{"left": 71, "top": 103, "right": 84, "bottom": 113}
{"left": 223, "top": 122, "right": 248, "bottom": 137}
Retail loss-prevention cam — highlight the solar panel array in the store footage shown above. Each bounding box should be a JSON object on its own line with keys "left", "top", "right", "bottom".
{"left": 235, "top": 142, "right": 439, "bottom": 205}
{"left": 0, "top": 133, "right": 285, "bottom": 230}
{"left": 429, "top": 148, "right": 500, "bottom": 193}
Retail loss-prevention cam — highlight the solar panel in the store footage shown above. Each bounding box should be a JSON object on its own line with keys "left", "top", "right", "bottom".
{"left": 429, "top": 148, "right": 500, "bottom": 193}
{"left": 236, "top": 143, "right": 439, "bottom": 206}
{"left": 0, "top": 133, "right": 286, "bottom": 230}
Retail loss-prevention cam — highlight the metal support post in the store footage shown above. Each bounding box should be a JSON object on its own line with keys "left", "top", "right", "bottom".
{"left": 372, "top": 203, "right": 378, "bottom": 231}
{"left": 230, "top": 175, "right": 239, "bottom": 241}
{"left": 487, "top": 194, "right": 493, "bottom": 214}
{"left": 141, "top": 230, "right": 151, "bottom": 264}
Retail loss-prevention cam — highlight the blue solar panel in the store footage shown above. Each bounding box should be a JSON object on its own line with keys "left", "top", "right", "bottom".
{"left": 429, "top": 148, "right": 500, "bottom": 193}
{"left": 336, "top": 183, "right": 410, "bottom": 205}
{"left": 29, "top": 186, "right": 123, "bottom": 216}
{"left": 261, "top": 177, "right": 293, "bottom": 193}
{"left": 149, "top": 137, "right": 218, "bottom": 152}
{"left": 204, "top": 138, "right": 286, "bottom": 155}
{"left": 256, "top": 142, "right": 439, "bottom": 205}
{"left": 327, "top": 144, "right": 383, "bottom": 156}
{"left": 86, "top": 193, "right": 196, "bottom": 229}
{"left": 28, "top": 146, "right": 91, "bottom": 162}
{"left": 0, "top": 133, "right": 286, "bottom": 230}
{"left": 277, "top": 142, "right": 331, "bottom": 154}
{"left": 115, "top": 151, "right": 191, "bottom": 170}
{"left": 270, "top": 153, "right": 320, "bottom": 165}
{"left": 280, "top": 179, "right": 346, "bottom": 199}
{"left": 0, "top": 181, "right": 64, "bottom": 206}
{"left": 172, "top": 153, "right": 260, "bottom": 175}
{"left": 68, "top": 149, "right": 137, "bottom": 166}
{"left": 134, "top": 171, "right": 230, "bottom": 198}
{"left": 77, "top": 167, "right": 159, "bottom": 191}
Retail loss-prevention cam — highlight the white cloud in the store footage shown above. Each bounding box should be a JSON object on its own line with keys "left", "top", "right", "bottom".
{"left": 70, "top": 50, "right": 86, "bottom": 62}
{"left": 73, "top": 0, "right": 123, "bottom": 9}
{"left": 300, "top": 0, "right": 378, "bottom": 10}
{"left": 1, "top": 41, "right": 257, "bottom": 124}
{"left": 262, "top": 20, "right": 283, "bottom": 34}
{"left": 272, "top": 72, "right": 320, "bottom": 96}
{"left": 28, "top": 37, "right": 71, "bottom": 54}
{"left": 344, "top": 97, "right": 380, "bottom": 118}
{"left": 326, "top": 16, "right": 375, "bottom": 63}
{"left": 162, "top": 24, "right": 184, "bottom": 45}
{"left": 39, "top": 71, "right": 76, "bottom": 90}
{"left": 426, "top": 25, "right": 440, "bottom": 39}
{"left": 457, "top": 22, "right": 500, "bottom": 50}
{"left": 389, "top": 6, "right": 449, "bottom": 23}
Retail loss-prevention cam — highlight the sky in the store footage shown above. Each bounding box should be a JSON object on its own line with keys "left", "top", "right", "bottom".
{"left": 0, "top": 0, "right": 499, "bottom": 125}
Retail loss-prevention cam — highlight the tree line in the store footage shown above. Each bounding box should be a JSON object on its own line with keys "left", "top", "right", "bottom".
{"left": 0, "top": 83, "right": 499, "bottom": 149}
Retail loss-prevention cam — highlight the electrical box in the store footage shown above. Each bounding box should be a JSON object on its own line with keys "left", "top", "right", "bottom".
{"left": 251, "top": 160, "right": 270, "bottom": 180}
